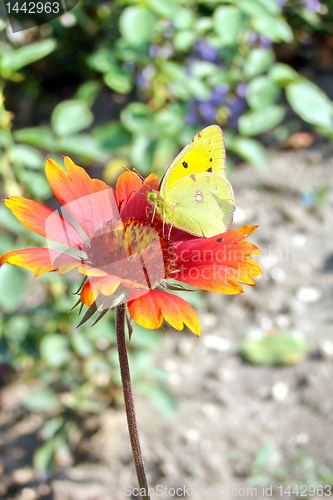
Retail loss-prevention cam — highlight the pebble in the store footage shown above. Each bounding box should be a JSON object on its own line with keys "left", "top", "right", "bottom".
{"left": 296, "top": 286, "right": 322, "bottom": 303}
{"left": 233, "top": 207, "right": 249, "bottom": 224}
{"left": 184, "top": 428, "right": 200, "bottom": 442}
{"left": 295, "top": 432, "right": 309, "bottom": 446}
{"left": 203, "top": 335, "right": 231, "bottom": 352}
{"left": 276, "top": 314, "right": 290, "bottom": 328}
{"left": 271, "top": 267, "right": 286, "bottom": 281}
{"left": 271, "top": 382, "right": 289, "bottom": 401}
{"left": 13, "top": 467, "right": 34, "bottom": 484}
{"left": 320, "top": 340, "right": 333, "bottom": 360}
{"left": 292, "top": 234, "right": 307, "bottom": 247}
{"left": 260, "top": 316, "right": 273, "bottom": 330}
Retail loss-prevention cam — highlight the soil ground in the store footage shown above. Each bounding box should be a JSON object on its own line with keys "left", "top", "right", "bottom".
{"left": 1, "top": 146, "right": 333, "bottom": 500}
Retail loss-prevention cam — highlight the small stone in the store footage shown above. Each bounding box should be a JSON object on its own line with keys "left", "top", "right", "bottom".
{"left": 276, "top": 315, "right": 290, "bottom": 328}
{"left": 296, "top": 287, "right": 322, "bottom": 303}
{"left": 13, "top": 467, "right": 34, "bottom": 484}
{"left": 21, "top": 488, "right": 37, "bottom": 500}
{"left": 271, "top": 267, "right": 286, "bottom": 281}
{"left": 203, "top": 335, "right": 231, "bottom": 352}
{"left": 320, "top": 341, "right": 333, "bottom": 360}
{"left": 292, "top": 234, "right": 307, "bottom": 247}
{"left": 184, "top": 428, "right": 200, "bottom": 442}
{"left": 260, "top": 316, "right": 273, "bottom": 330}
{"left": 295, "top": 433, "right": 309, "bottom": 446}
{"left": 233, "top": 207, "right": 249, "bottom": 224}
{"left": 272, "top": 382, "right": 289, "bottom": 401}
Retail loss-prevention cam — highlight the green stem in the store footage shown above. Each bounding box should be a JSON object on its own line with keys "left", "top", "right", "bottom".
{"left": 116, "top": 304, "right": 151, "bottom": 500}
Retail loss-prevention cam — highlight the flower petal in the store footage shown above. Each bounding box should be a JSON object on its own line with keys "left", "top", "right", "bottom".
{"left": 4, "top": 197, "right": 83, "bottom": 248}
{"left": 0, "top": 248, "right": 83, "bottom": 276}
{"left": 128, "top": 289, "right": 200, "bottom": 335}
{"left": 118, "top": 172, "right": 159, "bottom": 219}
{"left": 173, "top": 225, "right": 261, "bottom": 294}
{"left": 80, "top": 275, "right": 122, "bottom": 306}
{"left": 46, "top": 158, "right": 119, "bottom": 237}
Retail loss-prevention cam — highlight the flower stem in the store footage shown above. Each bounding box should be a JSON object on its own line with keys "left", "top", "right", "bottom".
{"left": 116, "top": 303, "right": 151, "bottom": 500}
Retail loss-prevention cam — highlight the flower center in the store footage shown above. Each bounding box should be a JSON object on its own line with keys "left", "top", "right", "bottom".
{"left": 84, "top": 218, "right": 176, "bottom": 288}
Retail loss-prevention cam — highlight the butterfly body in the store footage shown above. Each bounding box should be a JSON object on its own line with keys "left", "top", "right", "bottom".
{"left": 147, "top": 125, "right": 235, "bottom": 238}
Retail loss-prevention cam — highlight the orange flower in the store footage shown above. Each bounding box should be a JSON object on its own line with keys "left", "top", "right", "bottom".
{"left": 0, "top": 157, "right": 261, "bottom": 336}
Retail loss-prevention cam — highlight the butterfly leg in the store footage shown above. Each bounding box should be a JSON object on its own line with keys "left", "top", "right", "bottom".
{"left": 167, "top": 223, "right": 174, "bottom": 240}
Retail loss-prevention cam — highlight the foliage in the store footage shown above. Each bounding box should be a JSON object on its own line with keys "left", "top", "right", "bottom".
{"left": 0, "top": 0, "right": 332, "bottom": 470}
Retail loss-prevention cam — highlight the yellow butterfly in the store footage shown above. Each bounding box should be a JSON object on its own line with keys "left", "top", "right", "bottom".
{"left": 147, "top": 125, "right": 235, "bottom": 237}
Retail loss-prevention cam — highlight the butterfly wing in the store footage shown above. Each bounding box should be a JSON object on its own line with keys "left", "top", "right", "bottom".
{"left": 160, "top": 125, "right": 225, "bottom": 198}
{"left": 164, "top": 173, "right": 235, "bottom": 237}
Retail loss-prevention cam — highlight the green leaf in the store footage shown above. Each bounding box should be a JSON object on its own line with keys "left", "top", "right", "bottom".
{"left": 0, "top": 205, "right": 24, "bottom": 233}
{"left": 186, "top": 79, "right": 211, "bottom": 100}
{"left": 17, "top": 171, "right": 52, "bottom": 199}
{"left": 104, "top": 68, "right": 132, "bottom": 94}
{"left": 232, "top": 137, "right": 267, "bottom": 169}
{"left": 286, "top": 80, "right": 333, "bottom": 128}
{"left": 252, "top": 15, "right": 293, "bottom": 42}
{"left": 240, "top": 332, "right": 308, "bottom": 366}
{"left": 247, "top": 76, "right": 280, "bottom": 109}
{"left": 51, "top": 100, "right": 94, "bottom": 137}
{"left": 87, "top": 48, "right": 116, "bottom": 73}
{"left": 75, "top": 81, "right": 102, "bottom": 107}
{"left": 121, "top": 102, "right": 154, "bottom": 135}
{"left": 130, "top": 135, "right": 155, "bottom": 173}
{"left": 92, "top": 123, "right": 131, "bottom": 151}
{"left": 238, "top": 106, "right": 286, "bottom": 136}
{"left": 1, "top": 39, "right": 56, "bottom": 72}
{"left": 148, "top": 0, "right": 179, "bottom": 18}
{"left": 0, "top": 234, "right": 13, "bottom": 254}
{"left": 119, "top": 7, "right": 155, "bottom": 45}
{"left": 40, "top": 334, "right": 70, "bottom": 367}
{"left": 56, "top": 134, "right": 105, "bottom": 160}
{"left": 244, "top": 48, "right": 274, "bottom": 77}
{"left": 174, "top": 8, "right": 196, "bottom": 29}
{"left": 0, "top": 266, "right": 28, "bottom": 312}
{"left": 152, "top": 136, "right": 178, "bottom": 170}
{"left": 154, "top": 105, "right": 185, "bottom": 136}
{"left": 9, "top": 145, "right": 44, "bottom": 169}
{"left": 239, "top": 0, "right": 279, "bottom": 16}
{"left": 71, "top": 332, "right": 93, "bottom": 357}
{"left": 33, "top": 439, "right": 56, "bottom": 472}
{"left": 269, "top": 63, "right": 300, "bottom": 86}
{"left": 142, "top": 385, "right": 178, "bottom": 419}
{"left": 213, "top": 7, "right": 245, "bottom": 45}
{"left": 24, "top": 387, "right": 60, "bottom": 412}
{"left": 173, "top": 31, "right": 197, "bottom": 52}
{"left": 14, "top": 127, "right": 54, "bottom": 149}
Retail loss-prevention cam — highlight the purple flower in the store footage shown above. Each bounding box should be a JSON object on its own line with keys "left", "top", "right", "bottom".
{"left": 228, "top": 97, "right": 247, "bottom": 128}
{"left": 149, "top": 45, "right": 159, "bottom": 57}
{"left": 236, "top": 83, "right": 248, "bottom": 99}
{"left": 198, "top": 101, "right": 217, "bottom": 123}
{"left": 248, "top": 32, "right": 273, "bottom": 48}
{"left": 300, "top": 0, "right": 321, "bottom": 11}
{"left": 194, "top": 40, "right": 220, "bottom": 63}
{"left": 211, "top": 84, "right": 229, "bottom": 106}
{"left": 186, "top": 100, "right": 201, "bottom": 126}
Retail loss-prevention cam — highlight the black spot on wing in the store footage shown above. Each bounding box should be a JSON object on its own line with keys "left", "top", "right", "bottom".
{"left": 209, "top": 157, "right": 213, "bottom": 162}
{"left": 216, "top": 237, "right": 224, "bottom": 242}
{"left": 207, "top": 167, "right": 212, "bottom": 172}
{"left": 182, "top": 161, "right": 188, "bottom": 168}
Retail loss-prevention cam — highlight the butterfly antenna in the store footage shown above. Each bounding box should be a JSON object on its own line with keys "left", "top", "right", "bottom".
{"left": 122, "top": 165, "right": 153, "bottom": 190}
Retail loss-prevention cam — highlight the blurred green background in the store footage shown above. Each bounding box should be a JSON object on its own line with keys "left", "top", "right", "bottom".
{"left": 0, "top": 1, "right": 333, "bottom": 498}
